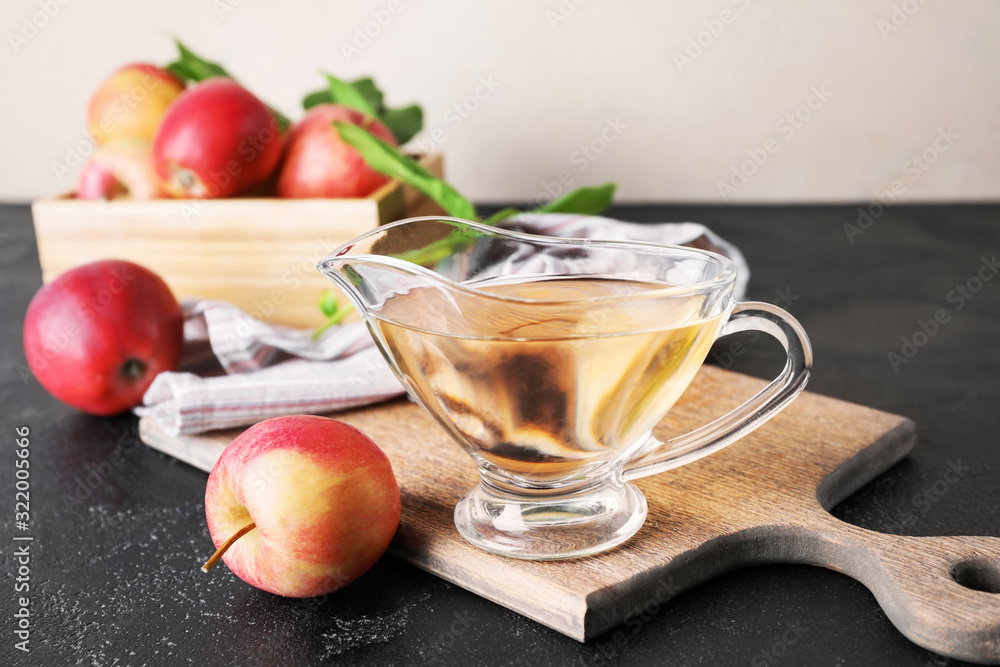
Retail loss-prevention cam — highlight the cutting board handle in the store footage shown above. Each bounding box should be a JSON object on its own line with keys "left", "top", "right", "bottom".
{"left": 815, "top": 518, "right": 1000, "bottom": 664}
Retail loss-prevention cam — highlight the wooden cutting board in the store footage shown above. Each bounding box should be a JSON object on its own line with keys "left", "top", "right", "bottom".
{"left": 139, "top": 365, "right": 1000, "bottom": 664}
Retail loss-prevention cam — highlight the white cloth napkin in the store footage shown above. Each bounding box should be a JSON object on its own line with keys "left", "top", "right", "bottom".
{"left": 136, "top": 214, "right": 749, "bottom": 436}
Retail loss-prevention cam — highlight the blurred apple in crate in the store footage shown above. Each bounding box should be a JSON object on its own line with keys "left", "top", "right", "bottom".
{"left": 33, "top": 44, "right": 443, "bottom": 329}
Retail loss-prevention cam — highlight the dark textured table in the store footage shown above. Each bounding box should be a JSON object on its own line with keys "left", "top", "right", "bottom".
{"left": 1, "top": 202, "right": 998, "bottom": 666}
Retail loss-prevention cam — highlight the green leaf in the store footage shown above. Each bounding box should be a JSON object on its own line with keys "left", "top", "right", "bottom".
{"left": 303, "top": 77, "right": 383, "bottom": 111}
{"left": 166, "top": 39, "right": 290, "bottom": 131}
{"left": 393, "top": 227, "right": 482, "bottom": 267}
{"left": 533, "top": 183, "right": 617, "bottom": 216}
{"left": 166, "top": 39, "right": 230, "bottom": 82}
{"left": 318, "top": 289, "right": 340, "bottom": 317}
{"left": 302, "top": 89, "right": 331, "bottom": 110}
{"left": 349, "top": 78, "right": 385, "bottom": 112}
{"left": 302, "top": 75, "right": 421, "bottom": 145}
{"left": 335, "top": 121, "right": 477, "bottom": 220}
{"left": 380, "top": 104, "right": 423, "bottom": 145}
{"left": 312, "top": 290, "right": 355, "bottom": 340}
{"left": 482, "top": 207, "right": 521, "bottom": 226}
{"left": 272, "top": 111, "right": 292, "bottom": 134}
{"left": 324, "top": 73, "right": 378, "bottom": 117}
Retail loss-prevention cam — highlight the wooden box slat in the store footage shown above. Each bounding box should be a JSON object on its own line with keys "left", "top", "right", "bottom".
{"left": 31, "top": 153, "right": 444, "bottom": 329}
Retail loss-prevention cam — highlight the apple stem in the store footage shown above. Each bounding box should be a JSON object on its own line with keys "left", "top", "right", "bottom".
{"left": 177, "top": 168, "right": 198, "bottom": 191}
{"left": 121, "top": 358, "right": 147, "bottom": 379}
{"left": 201, "top": 521, "right": 256, "bottom": 573}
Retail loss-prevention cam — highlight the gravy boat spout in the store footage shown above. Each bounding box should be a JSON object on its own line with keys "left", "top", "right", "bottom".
{"left": 316, "top": 217, "right": 502, "bottom": 326}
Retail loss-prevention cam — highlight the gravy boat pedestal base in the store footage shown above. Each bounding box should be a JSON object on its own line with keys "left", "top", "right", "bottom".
{"left": 455, "top": 477, "right": 648, "bottom": 560}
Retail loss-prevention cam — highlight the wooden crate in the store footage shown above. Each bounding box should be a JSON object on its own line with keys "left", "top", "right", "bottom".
{"left": 31, "top": 154, "right": 444, "bottom": 329}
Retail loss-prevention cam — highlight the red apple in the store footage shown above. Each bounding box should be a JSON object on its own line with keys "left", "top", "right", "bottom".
{"left": 76, "top": 140, "right": 167, "bottom": 200}
{"left": 276, "top": 103, "right": 397, "bottom": 199}
{"left": 153, "top": 78, "right": 283, "bottom": 198}
{"left": 23, "top": 260, "right": 183, "bottom": 416}
{"left": 202, "top": 415, "right": 401, "bottom": 597}
{"left": 87, "top": 63, "right": 185, "bottom": 145}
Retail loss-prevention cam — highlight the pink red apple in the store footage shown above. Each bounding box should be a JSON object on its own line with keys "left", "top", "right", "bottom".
{"left": 202, "top": 415, "right": 401, "bottom": 597}
{"left": 152, "top": 78, "right": 284, "bottom": 198}
{"left": 276, "top": 103, "right": 397, "bottom": 199}
{"left": 87, "top": 63, "right": 185, "bottom": 145}
{"left": 76, "top": 140, "right": 167, "bottom": 200}
{"left": 23, "top": 260, "right": 183, "bottom": 416}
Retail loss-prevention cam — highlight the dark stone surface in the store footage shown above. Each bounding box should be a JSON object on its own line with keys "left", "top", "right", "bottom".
{"left": 1, "top": 201, "right": 997, "bottom": 666}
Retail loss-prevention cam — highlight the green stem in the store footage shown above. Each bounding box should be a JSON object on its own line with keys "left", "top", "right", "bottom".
{"left": 311, "top": 302, "right": 355, "bottom": 340}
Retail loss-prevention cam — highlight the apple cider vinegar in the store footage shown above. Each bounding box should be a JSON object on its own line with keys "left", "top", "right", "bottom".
{"left": 370, "top": 277, "right": 725, "bottom": 478}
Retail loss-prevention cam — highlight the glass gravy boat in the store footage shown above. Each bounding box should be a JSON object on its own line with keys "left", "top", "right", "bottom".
{"left": 318, "top": 217, "right": 812, "bottom": 560}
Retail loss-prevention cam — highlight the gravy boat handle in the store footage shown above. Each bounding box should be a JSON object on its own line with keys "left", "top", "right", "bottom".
{"left": 623, "top": 301, "right": 813, "bottom": 481}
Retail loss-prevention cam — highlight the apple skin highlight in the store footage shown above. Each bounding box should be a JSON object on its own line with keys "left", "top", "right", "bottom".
{"left": 204, "top": 415, "right": 401, "bottom": 597}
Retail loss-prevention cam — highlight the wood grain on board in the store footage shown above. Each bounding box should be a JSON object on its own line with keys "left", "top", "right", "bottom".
{"left": 139, "top": 364, "right": 1000, "bottom": 664}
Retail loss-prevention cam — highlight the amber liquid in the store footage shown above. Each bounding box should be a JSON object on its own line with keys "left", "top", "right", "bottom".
{"left": 371, "top": 277, "right": 724, "bottom": 478}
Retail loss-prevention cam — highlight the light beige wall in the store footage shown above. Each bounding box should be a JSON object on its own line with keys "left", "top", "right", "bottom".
{"left": 2, "top": 0, "right": 998, "bottom": 203}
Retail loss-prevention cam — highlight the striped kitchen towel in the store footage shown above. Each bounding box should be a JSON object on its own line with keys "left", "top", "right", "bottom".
{"left": 136, "top": 214, "right": 749, "bottom": 436}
